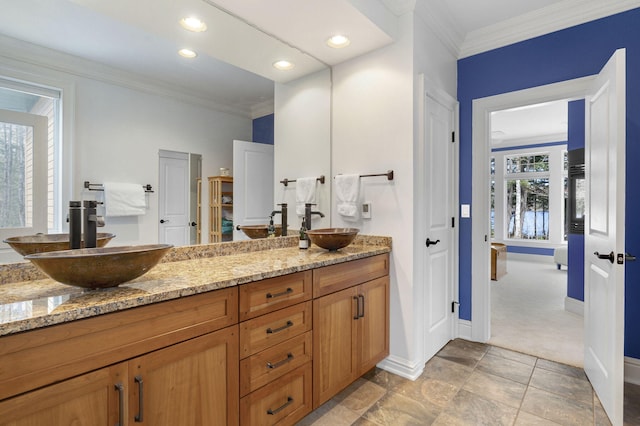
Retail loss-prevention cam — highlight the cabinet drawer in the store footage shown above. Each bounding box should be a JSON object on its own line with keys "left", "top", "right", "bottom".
{"left": 313, "top": 254, "right": 389, "bottom": 297}
{"left": 239, "top": 271, "right": 312, "bottom": 321}
{"left": 240, "top": 301, "right": 312, "bottom": 359}
{"left": 240, "top": 331, "right": 312, "bottom": 397}
{"left": 240, "top": 363, "right": 312, "bottom": 426}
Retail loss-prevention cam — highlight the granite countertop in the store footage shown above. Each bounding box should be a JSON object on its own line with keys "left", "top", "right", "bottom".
{"left": 0, "top": 240, "right": 390, "bottom": 337}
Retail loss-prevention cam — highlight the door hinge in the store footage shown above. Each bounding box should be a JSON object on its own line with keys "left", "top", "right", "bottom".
{"left": 451, "top": 301, "right": 459, "bottom": 313}
{"left": 452, "top": 217, "right": 455, "bottom": 228}
{"left": 451, "top": 131, "right": 455, "bottom": 143}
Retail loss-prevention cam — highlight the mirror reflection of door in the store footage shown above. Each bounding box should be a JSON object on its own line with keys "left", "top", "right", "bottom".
{"left": 189, "top": 153, "right": 202, "bottom": 245}
{"left": 158, "top": 150, "right": 191, "bottom": 246}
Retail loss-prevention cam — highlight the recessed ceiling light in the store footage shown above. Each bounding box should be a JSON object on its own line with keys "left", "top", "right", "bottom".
{"left": 327, "top": 34, "right": 350, "bottom": 48}
{"left": 180, "top": 17, "right": 207, "bottom": 32}
{"left": 273, "top": 60, "right": 294, "bottom": 71}
{"left": 178, "top": 48, "right": 197, "bottom": 59}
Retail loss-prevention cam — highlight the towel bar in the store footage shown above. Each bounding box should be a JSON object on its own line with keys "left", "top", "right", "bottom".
{"left": 280, "top": 175, "right": 325, "bottom": 187}
{"left": 334, "top": 170, "right": 394, "bottom": 181}
{"left": 84, "top": 181, "right": 154, "bottom": 193}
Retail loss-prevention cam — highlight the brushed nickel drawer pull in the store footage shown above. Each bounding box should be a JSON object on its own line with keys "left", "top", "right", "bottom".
{"left": 267, "top": 396, "right": 294, "bottom": 415}
{"left": 266, "top": 287, "right": 293, "bottom": 299}
{"left": 115, "top": 382, "right": 125, "bottom": 426}
{"left": 134, "top": 375, "right": 144, "bottom": 422}
{"left": 266, "top": 320, "right": 294, "bottom": 334}
{"left": 266, "top": 353, "right": 294, "bottom": 369}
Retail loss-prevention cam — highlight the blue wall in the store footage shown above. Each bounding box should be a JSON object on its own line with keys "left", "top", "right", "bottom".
{"left": 457, "top": 8, "right": 640, "bottom": 358}
{"left": 567, "top": 100, "right": 585, "bottom": 302}
{"left": 252, "top": 113, "right": 274, "bottom": 145}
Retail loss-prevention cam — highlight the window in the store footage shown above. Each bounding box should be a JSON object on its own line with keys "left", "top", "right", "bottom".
{"left": 491, "top": 145, "right": 567, "bottom": 245}
{"left": 0, "top": 79, "right": 61, "bottom": 239}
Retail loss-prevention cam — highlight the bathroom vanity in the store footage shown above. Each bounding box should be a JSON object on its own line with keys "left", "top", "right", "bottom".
{"left": 0, "top": 236, "right": 390, "bottom": 425}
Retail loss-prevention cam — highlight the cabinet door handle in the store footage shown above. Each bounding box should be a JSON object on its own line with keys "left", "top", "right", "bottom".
{"left": 114, "top": 382, "right": 125, "bottom": 426}
{"left": 266, "top": 320, "right": 294, "bottom": 334}
{"left": 266, "top": 287, "right": 293, "bottom": 299}
{"left": 134, "top": 375, "right": 144, "bottom": 422}
{"left": 266, "top": 353, "right": 294, "bottom": 369}
{"left": 267, "top": 396, "right": 294, "bottom": 415}
{"left": 358, "top": 294, "right": 365, "bottom": 318}
{"left": 353, "top": 296, "right": 359, "bottom": 320}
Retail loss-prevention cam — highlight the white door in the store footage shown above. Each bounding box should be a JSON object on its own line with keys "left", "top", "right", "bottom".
{"left": 584, "top": 48, "right": 626, "bottom": 426}
{"left": 232, "top": 140, "right": 274, "bottom": 241}
{"left": 158, "top": 150, "right": 190, "bottom": 246}
{"left": 0, "top": 110, "right": 47, "bottom": 250}
{"left": 424, "top": 91, "right": 457, "bottom": 360}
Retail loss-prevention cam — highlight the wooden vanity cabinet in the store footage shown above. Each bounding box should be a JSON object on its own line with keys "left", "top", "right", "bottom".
{"left": 238, "top": 271, "right": 314, "bottom": 426}
{"left": 312, "top": 254, "right": 390, "bottom": 408}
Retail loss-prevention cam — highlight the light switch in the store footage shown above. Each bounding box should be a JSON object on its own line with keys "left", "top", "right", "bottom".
{"left": 362, "top": 202, "right": 372, "bottom": 219}
{"left": 461, "top": 204, "right": 470, "bottom": 218}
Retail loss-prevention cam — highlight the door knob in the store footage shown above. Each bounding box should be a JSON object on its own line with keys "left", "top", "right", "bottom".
{"left": 160, "top": 219, "right": 169, "bottom": 224}
{"left": 190, "top": 221, "right": 197, "bottom": 226}
{"left": 594, "top": 251, "right": 614, "bottom": 263}
{"left": 426, "top": 238, "right": 441, "bottom": 247}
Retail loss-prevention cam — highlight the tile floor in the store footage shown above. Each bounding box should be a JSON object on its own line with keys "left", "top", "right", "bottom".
{"left": 298, "top": 339, "right": 640, "bottom": 426}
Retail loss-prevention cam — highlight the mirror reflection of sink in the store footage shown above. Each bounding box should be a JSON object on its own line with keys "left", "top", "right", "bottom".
{"left": 238, "top": 225, "right": 284, "bottom": 239}
{"left": 24, "top": 244, "right": 172, "bottom": 289}
{"left": 3, "top": 233, "right": 115, "bottom": 256}
{"left": 306, "top": 228, "right": 359, "bottom": 251}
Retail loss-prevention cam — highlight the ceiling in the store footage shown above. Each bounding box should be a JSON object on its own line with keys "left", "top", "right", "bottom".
{"left": 0, "top": 0, "right": 637, "bottom": 118}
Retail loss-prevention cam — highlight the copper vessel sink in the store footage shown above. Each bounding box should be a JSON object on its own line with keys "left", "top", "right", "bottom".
{"left": 305, "top": 228, "right": 359, "bottom": 251}
{"left": 238, "top": 224, "right": 283, "bottom": 239}
{"left": 25, "top": 244, "right": 173, "bottom": 289}
{"left": 3, "top": 233, "right": 115, "bottom": 256}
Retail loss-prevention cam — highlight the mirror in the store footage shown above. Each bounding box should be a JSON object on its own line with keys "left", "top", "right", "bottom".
{"left": 0, "top": 0, "right": 331, "bottom": 264}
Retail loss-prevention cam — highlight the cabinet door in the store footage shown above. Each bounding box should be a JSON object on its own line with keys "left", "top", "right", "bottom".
{"left": 0, "top": 363, "right": 127, "bottom": 426}
{"left": 312, "top": 286, "right": 358, "bottom": 408}
{"left": 357, "top": 276, "right": 390, "bottom": 374}
{"left": 130, "top": 325, "right": 239, "bottom": 426}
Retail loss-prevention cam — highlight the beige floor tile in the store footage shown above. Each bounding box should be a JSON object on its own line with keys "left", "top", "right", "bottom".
{"left": 436, "top": 339, "right": 489, "bottom": 368}
{"left": 529, "top": 367, "right": 593, "bottom": 404}
{"left": 440, "top": 389, "right": 518, "bottom": 426}
{"left": 362, "top": 391, "right": 440, "bottom": 426}
{"left": 489, "top": 345, "right": 538, "bottom": 367}
{"left": 337, "top": 379, "right": 387, "bottom": 416}
{"left": 462, "top": 370, "right": 527, "bottom": 409}
{"left": 351, "top": 417, "right": 381, "bottom": 426}
{"left": 431, "top": 411, "right": 477, "bottom": 426}
{"left": 297, "top": 400, "right": 339, "bottom": 426}
{"left": 514, "top": 410, "right": 563, "bottom": 425}
{"left": 422, "top": 355, "right": 474, "bottom": 388}
{"left": 297, "top": 402, "right": 361, "bottom": 426}
{"left": 362, "top": 367, "right": 410, "bottom": 391}
{"left": 521, "top": 386, "right": 593, "bottom": 426}
{"left": 477, "top": 352, "right": 535, "bottom": 385}
{"left": 535, "top": 358, "right": 588, "bottom": 380}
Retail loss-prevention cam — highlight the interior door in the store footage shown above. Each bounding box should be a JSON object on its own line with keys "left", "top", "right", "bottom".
{"left": 0, "top": 110, "right": 47, "bottom": 249}
{"left": 423, "top": 92, "right": 457, "bottom": 361}
{"left": 158, "top": 150, "right": 190, "bottom": 246}
{"left": 232, "top": 140, "right": 274, "bottom": 240}
{"left": 584, "top": 48, "right": 626, "bottom": 426}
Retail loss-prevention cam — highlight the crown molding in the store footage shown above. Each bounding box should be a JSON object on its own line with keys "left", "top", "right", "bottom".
{"left": 459, "top": 0, "right": 640, "bottom": 58}
{"left": 381, "top": 0, "right": 417, "bottom": 15}
{"left": 0, "top": 34, "right": 254, "bottom": 118}
{"left": 414, "top": 0, "right": 464, "bottom": 58}
{"left": 250, "top": 99, "right": 275, "bottom": 119}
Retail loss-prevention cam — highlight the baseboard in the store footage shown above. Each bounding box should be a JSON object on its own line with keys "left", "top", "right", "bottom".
{"left": 564, "top": 297, "right": 584, "bottom": 316}
{"left": 377, "top": 355, "right": 424, "bottom": 381}
{"left": 457, "top": 319, "right": 472, "bottom": 340}
{"left": 626, "top": 356, "right": 640, "bottom": 385}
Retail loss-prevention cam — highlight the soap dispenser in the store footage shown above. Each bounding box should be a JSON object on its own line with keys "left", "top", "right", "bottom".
{"left": 267, "top": 217, "right": 276, "bottom": 238}
{"left": 299, "top": 217, "right": 309, "bottom": 249}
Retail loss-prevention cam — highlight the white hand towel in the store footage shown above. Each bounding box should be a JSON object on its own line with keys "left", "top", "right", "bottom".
{"left": 295, "top": 177, "right": 317, "bottom": 216}
{"left": 104, "top": 182, "right": 146, "bottom": 217}
{"left": 335, "top": 174, "right": 360, "bottom": 220}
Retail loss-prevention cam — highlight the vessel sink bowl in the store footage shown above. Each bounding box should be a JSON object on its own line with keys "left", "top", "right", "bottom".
{"left": 306, "top": 228, "right": 359, "bottom": 251}
{"left": 25, "top": 244, "right": 173, "bottom": 289}
{"left": 3, "top": 233, "right": 115, "bottom": 256}
{"left": 238, "top": 224, "right": 283, "bottom": 239}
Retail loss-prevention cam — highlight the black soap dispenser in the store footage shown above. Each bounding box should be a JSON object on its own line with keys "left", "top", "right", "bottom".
{"left": 299, "top": 217, "right": 309, "bottom": 250}
{"left": 267, "top": 217, "right": 276, "bottom": 238}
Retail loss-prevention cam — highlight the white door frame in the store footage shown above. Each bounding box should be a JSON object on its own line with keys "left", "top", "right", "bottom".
{"left": 417, "top": 74, "right": 459, "bottom": 364}
{"left": 470, "top": 76, "right": 595, "bottom": 341}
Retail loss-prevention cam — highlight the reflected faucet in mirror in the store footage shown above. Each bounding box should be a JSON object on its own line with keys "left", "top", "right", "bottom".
{"left": 270, "top": 203, "right": 288, "bottom": 236}
{"left": 304, "top": 203, "right": 325, "bottom": 231}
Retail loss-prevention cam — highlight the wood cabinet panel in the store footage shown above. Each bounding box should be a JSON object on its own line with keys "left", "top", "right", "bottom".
{"left": 239, "top": 271, "right": 312, "bottom": 321}
{"left": 312, "top": 254, "right": 389, "bottom": 298}
{"left": 0, "top": 363, "right": 127, "bottom": 426}
{"left": 357, "top": 276, "right": 390, "bottom": 374}
{"left": 0, "top": 287, "right": 238, "bottom": 401}
{"left": 240, "top": 363, "right": 312, "bottom": 426}
{"left": 130, "top": 325, "right": 239, "bottom": 426}
{"left": 240, "top": 301, "right": 312, "bottom": 359}
{"left": 240, "top": 331, "right": 312, "bottom": 397}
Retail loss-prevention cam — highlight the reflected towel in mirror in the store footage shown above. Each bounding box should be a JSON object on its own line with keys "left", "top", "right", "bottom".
{"left": 104, "top": 182, "right": 146, "bottom": 217}
{"left": 335, "top": 174, "right": 360, "bottom": 220}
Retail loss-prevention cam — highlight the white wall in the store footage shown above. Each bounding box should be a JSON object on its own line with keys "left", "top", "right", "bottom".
{"left": 0, "top": 40, "right": 253, "bottom": 254}
{"left": 274, "top": 69, "right": 332, "bottom": 230}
